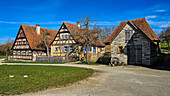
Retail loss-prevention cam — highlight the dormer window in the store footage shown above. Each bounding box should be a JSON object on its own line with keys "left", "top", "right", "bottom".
{"left": 125, "top": 30, "right": 132, "bottom": 43}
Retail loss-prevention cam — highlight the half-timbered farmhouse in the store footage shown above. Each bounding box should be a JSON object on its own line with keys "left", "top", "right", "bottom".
{"left": 51, "top": 22, "right": 105, "bottom": 62}
{"left": 104, "top": 18, "right": 160, "bottom": 65}
{"left": 12, "top": 24, "right": 58, "bottom": 61}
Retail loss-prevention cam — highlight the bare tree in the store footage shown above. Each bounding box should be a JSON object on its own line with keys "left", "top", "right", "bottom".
{"left": 0, "top": 38, "right": 14, "bottom": 56}
{"left": 159, "top": 26, "right": 170, "bottom": 47}
{"left": 37, "top": 32, "right": 51, "bottom": 56}
{"left": 95, "top": 25, "right": 115, "bottom": 42}
{"left": 72, "top": 15, "right": 101, "bottom": 63}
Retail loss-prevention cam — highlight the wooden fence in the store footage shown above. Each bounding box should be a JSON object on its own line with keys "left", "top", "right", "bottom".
{"left": 36, "top": 56, "right": 79, "bottom": 63}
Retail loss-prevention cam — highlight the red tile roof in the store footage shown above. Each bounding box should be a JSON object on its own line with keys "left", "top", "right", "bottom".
{"left": 21, "top": 25, "right": 58, "bottom": 50}
{"left": 104, "top": 18, "right": 160, "bottom": 44}
{"left": 63, "top": 22, "right": 105, "bottom": 47}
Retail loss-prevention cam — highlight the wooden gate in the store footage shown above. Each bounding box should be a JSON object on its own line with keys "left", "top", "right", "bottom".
{"left": 127, "top": 45, "right": 142, "bottom": 65}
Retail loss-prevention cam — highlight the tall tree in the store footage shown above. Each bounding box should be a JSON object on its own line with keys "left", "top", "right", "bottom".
{"left": 0, "top": 38, "right": 14, "bottom": 56}
{"left": 73, "top": 15, "right": 101, "bottom": 63}
{"left": 159, "top": 26, "right": 170, "bottom": 47}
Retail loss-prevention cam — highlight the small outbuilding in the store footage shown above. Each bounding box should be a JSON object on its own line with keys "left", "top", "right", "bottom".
{"left": 104, "top": 18, "right": 160, "bottom": 65}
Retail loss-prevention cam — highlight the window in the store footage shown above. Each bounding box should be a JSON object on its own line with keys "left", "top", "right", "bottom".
{"left": 62, "top": 34, "right": 69, "bottom": 39}
{"left": 21, "top": 51, "right": 23, "bottom": 55}
{"left": 83, "top": 46, "right": 86, "bottom": 52}
{"left": 55, "top": 47, "right": 58, "bottom": 51}
{"left": 100, "top": 47, "right": 103, "bottom": 52}
{"left": 15, "top": 51, "right": 17, "bottom": 55}
{"left": 26, "top": 51, "right": 29, "bottom": 55}
{"left": 89, "top": 47, "right": 91, "bottom": 52}
{"left": 117, "top": 46, "right": 124, "bottom": 54}
{"left": 63, "top": 46, "right": 69, "bottom": 52}
{"left": 39, "top": 53, "right": 42, "bottom": 56}
{"left": 125, "top": 30, "right": 132, "bottom": 43}
{"left": 69, "top": 46, "right": 73, "bottom": 52}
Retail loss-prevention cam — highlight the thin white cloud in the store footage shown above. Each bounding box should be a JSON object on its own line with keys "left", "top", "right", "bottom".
{"left": 147, "top": 20, "right": 170, "bottom": 28}
{"left": 155, "top": 10, "right": 166, "bottom": 12}
{"left": 0, "top": 20, "right": 121, "bottom": 26}
{"left": 95, "top": 21, "right": 120, "bottom": 25}
{"left": 146, "top": 15, "right": 157, "bottom": 19}
{"left": 0, "top": 38, "right": 15, "bottom": 41}
{"left": 0, "top": 21, "right": 29, "bottom": 24}
{"left": 0, "top": 20, "right": 76, "bottom": 25}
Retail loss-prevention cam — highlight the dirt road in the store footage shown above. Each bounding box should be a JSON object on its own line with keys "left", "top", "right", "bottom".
{"left": 6, "top": 63, "right": 168, "bottom": 96}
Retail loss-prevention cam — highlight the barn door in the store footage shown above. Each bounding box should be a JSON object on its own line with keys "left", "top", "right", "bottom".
{"left": 127, "top": 45, "right": 142, "bottom": 65}
{"left": 135, "top": 45, "right": 142, "bottom": 64}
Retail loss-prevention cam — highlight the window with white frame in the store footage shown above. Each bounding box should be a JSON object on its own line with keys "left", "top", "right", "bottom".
{"left": 125, "top": 30, "right": 132, "bottom": 43}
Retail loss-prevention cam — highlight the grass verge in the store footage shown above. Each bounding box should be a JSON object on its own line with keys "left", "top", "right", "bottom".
{"left": 2, "top": 60, "right": 65, "bottom": 64}
{"left": 76, "top": 62, "right": 102, "bottom": 65}
{"left": 0, "top": 65, "right": 94, "bottom": 95}
{"left": 0, "top": 56, "right": 6, "bottom": 59}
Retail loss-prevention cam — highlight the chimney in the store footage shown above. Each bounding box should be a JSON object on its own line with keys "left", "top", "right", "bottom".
{"left": 36, "top": 24, "right": 40, "bottom": 34}
{"left": 76, "top": 22, "right": 80, "bottom": 28}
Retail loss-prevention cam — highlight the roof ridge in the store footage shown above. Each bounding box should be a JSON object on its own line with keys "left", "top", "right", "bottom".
{"left": 122, "top": 18, "right": 145, "bottom": 22}
{"left": 64, "top": 22, "right": 77, "bottom": 26}
{"left": 21, "top": 24, "right": 58, "bottom": 32}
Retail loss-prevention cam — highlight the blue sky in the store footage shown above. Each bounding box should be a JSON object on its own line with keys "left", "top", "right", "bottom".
{"left": 0, "top": 0, "right": 169, "bottom": 44}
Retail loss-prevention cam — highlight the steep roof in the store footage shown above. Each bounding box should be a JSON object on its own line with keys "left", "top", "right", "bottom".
{"left": 63, "top": 22, "right": 105, "bottom": 47}
{"left": 104, "top": 18, "right": 160, "bottom": 44}
{"left": 21, "top": 25, "right": 58, "bottom": 50}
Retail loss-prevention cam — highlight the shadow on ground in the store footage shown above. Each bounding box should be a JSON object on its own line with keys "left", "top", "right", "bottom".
{"left": 132, "top": 53, "right": 170, "bottom": 71}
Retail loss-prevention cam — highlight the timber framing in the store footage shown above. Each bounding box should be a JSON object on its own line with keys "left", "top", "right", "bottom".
{"left": 12, "top": 24, "right": 58, "bottom": 61}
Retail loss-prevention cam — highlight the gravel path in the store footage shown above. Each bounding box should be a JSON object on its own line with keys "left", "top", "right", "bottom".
{"left": 1, "top": 63, "right": 169, "bottom": 96}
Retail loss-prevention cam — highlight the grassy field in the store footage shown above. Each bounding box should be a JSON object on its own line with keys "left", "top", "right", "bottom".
{"left": 0, "top": 56, "right": 6, "bottom": 59}
{"left": 160, "top": 43, "right": 170, "bottom": 50}
{"left": 0, "top": 65, "right": 94, "bottom": 95}
{"left": 76, "top": 62, "right": 102, "bottom": 65}
{"left": 2, "top": 60, "right": 65, "bottom": 64}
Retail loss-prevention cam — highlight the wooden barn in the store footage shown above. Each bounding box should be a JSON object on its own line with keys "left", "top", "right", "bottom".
{"left": 12, "top": 24, "right": 58, "bottom": 61}
{"left": 104, "top": 18, "right": 160, "bottom": 65}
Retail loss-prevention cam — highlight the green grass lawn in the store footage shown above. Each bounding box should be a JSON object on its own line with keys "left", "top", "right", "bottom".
{"left": 76, "top": 62, "right": 102, "bottom": 65}
{"left": 160, "top": 43, "right": 170, "bottom": 50}
{"left": 2, "top": 60, "right": 65, "bottom": 64}
{"left": 0, "top": 65, "right": 94, "bottom": 95}
{"left": 0, "top": 56, "right": 6, "bottom": 59}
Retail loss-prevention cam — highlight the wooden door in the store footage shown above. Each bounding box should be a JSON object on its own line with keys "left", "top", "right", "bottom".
{"left": 127, "top": 45, "right": 142, "bottom": 65}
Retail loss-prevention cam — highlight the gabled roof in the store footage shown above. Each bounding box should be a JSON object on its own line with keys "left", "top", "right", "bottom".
{"left": 13, "top": 25, "right": 58, "bottom": 50}
{"left": 60, "top": 22, "right": 105, "bottom": 47}
{"left": 104, "top": 18, "right": 160, "bottom": 44}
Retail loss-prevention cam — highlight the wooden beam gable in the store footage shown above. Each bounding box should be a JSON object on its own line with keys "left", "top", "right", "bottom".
{"left": 12, "top": 25, "right": 31, "bottom": 50}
